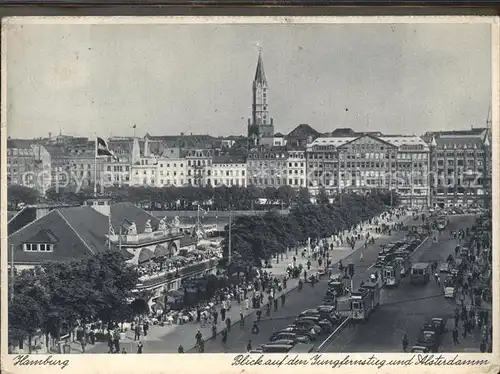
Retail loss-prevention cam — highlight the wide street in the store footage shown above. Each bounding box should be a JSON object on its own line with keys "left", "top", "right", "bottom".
{"left": 198, "top": 212, "right": 419, "bottom": 353}
{"left": 321, "top": 214, "right": 483, "bottom": 353}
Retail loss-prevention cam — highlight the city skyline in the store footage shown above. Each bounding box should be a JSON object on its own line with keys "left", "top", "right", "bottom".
{"left": 5, "top": 21, "right": 492, "bottom": 139}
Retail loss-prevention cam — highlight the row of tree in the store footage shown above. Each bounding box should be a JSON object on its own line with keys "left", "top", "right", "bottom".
{"left": 221, "top": 190, "right": 398, "bottom": 272}
{"left": 8, "top": 251, "right": 139, "bottom": 352}
{"left": 10, "top": 184, "right": 304, "bottom": 211}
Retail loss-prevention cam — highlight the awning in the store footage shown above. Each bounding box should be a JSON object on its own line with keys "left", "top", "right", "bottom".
{"left": 120, "top": 249, "right": 134, "bottom": 261}
{"left": 171, "top": 255, "right": 186, "bottom": 262}
{"left": 138, "top": 248, "right": 155, "bottom": 263}
{"left": 154, "top": 245, "right": 169, "bottom": 258}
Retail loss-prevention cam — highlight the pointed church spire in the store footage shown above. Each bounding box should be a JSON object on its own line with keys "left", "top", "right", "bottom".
{"left": 254, "top": 49, "right": 267, "bottom": 84}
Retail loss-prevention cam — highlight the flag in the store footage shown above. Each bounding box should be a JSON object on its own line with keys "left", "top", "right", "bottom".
{"left": 96, "top": 137, "right": 118, "bottom": 160}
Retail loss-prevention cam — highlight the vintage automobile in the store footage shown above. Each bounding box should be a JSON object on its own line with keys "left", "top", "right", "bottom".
{"left": 439, "top": 262, "right": 451, "bottom": 273}
{"left": 280, "top": 326, "right": 317, "bottom": 341}
{"left": 266, "top": 339, "right": 297, "bottom": 347}
{"left": 296, "top": 316, "right": 334, "bottom": 333}
{"left": 293, "top": 319, "right": 323, "bottom": 335}
{"left": 416, "top": 330, "right": 440, "bottom": 352}
{"left": 270, "top": 332, "right": 312, "bottom": 344}
{"left": 411, "top": 345, "right": 431, "bottom": 353}
{"left": 431, "top": 317, "right": 446, "bottom": 334}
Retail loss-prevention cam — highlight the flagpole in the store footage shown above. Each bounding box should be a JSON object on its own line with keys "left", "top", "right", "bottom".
{"left": 94, "top": 137, "right": 98, "bottom": 197}
{"left": 108, "top": 214, "right": 111, "bottom": 250}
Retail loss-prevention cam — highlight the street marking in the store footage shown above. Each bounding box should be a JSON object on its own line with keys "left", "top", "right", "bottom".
{"left": 317, "top": 317, "right": 351, "bottom": 351}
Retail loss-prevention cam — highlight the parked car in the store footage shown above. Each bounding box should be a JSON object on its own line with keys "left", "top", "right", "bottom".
{"left": 430, "top": 317, "right": 446, "bottom": 334}
{"left": 293, "top": 319, "right": 322, "bottom": 335}
{"left": 296, "top": 316, "right": 333, "bottom": 333}
{"left": 416, "top": 330, "right": 440, "bottom": 352}
{"left": 266, "top": 339, "right": 297, "bottom": 347}
{"left": 270, "top": 331, "right": 311, "bottom": 343}
{"left": 281, "top": 326, "right": 317, "bottom": 341}
{"left": 411, "top": 345, "right": 431, "bottom": 353}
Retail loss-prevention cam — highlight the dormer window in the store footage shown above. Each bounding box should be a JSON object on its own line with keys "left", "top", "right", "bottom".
{"left": 23, "top": 243, "right": 54, "bottom": 252}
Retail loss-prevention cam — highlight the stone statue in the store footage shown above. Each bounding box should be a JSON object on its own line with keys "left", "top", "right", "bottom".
{"left": 144, "top": 219, "right": 153, "bottom": 233}
{"left": 158, "top": 217, "right": 167, "bottom": 232}
{"left": 127, "top": 222, "right": 137, "bottom": 236}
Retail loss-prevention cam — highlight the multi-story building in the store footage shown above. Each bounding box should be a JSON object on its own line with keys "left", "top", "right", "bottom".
{"left": 425, "top": 128, "right": 491, "bottom": 208}
{"left": 7, "top": 139, "right": 41, "bottom": 190}
{"left": 285, "top": 149, "right": 307, "bottom": 188}
{"left": 380, "top": 136, "right": 430, "bottom": 207}
{"left": 210, "top": 155, "right": 247, "bottom": 187}
{"left": 307, "top": 133, "right": 430, "bottom": 207}
{"left": 185, "top": 149, "right": 214, "bottom": 186}
{"left": 247, "top": 146, "right": 288, "bottom": 188}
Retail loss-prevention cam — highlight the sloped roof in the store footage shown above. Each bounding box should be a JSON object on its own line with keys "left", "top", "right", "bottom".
{"left": 8, "top": 207, "right": 37, "bottom": 235}
{"left": 212, "top": 154, "right": 247, "bottom": 164}
{"left": 254, "top": 51, "right": 267, "bottom": 84}
{"left": 433, "top": 136, "right": 484, "bottom": 148}
{"left": 58, "top": 206, "right": 109, "bottom": 254}
{"left": 110, "top": 202, "right": 160, "bottom": 233}
{"left": 287, "top": 124, "right": 321, "bottom": 138}
{"left": 7, "top": 139, "right": 34, "bottom": 149}
{"left": 8, "top": 209, "right": 106, "bottom": 264}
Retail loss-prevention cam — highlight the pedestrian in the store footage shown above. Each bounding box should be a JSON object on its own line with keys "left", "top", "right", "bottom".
{"left": 434, "top": 272, "right": 439, "bottom": 283}
{"left": 222, "top": 328, "right": 228, "bottom": 344}
{"left": 402, "top": 334, "right": 408, "bottom": 352}
{"left": 178, "top": 345, "right": 184, "bottom": 353}
{"left": 221, "top": 307, "right": 226, "bottom": 322}
{"left": 453, "top": 327, "right": 460, "bottom": 345}
{"left": 143, "top": 320, "right": 149, "bottom": 336}
{"left": 226, "top": 317, "right": 231, "bottom": 332}
{"left": 212, "top": 324, "right": 217, "bottom": 339}
{"left": 195, "top": 330, "right": 202, "bottom": 346}
{"left": 360, "top": 252, "right": 364, "bottom": 261}
{"left": 281, "top": 293, "right": 286, "bottom": 307}
{"left": 240, "top": 310, "right": 244, "bottom": 327}
{"left": 137, "top": 341, "right": 143, "bottom": 354}
{"left": 213, "top": 310, "right": 218, "bottom": 324}
{"left": 113, "top": 329, "right": 120, "bottom": 354}
{"left": 134, "top": 323, "right": 141, "bottom": 341}
{"left": 245, "top": 298, "right": 250, "bottom": 310}
{"left": 107, "top": 332, "right": 113, "bottom": 353}
{"left": 273, "top": 298, "right": 278, "bottom": 312}
{"left": 251, "top": 321, "right": 260, "bottom": 334}
{"left": 256, "top": 309, "right": 262, "bottom": 322}
{"left": 247, "top": 340, "right": 253, "bottom": 352}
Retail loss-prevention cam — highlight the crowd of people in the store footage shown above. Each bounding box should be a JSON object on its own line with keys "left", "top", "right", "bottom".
{"left": 137, "top": 247, "right": 222, "bottom": 280}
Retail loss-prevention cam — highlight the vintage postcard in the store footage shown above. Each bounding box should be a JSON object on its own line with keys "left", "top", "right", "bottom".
{"left": 1, "top": 15, "right": 498, "bottom": 374}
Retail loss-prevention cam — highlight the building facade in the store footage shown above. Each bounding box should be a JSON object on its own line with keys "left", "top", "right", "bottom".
{"left": 7, "top": 140, "right": 40, "bottom": 189}
{"left": 307, "top": 134, "right": 430, "bottom": 207}
{"left": 427, "top": 129, "right": 491, "bottom": 208}
{"left": 210, "top": 155, "right": 247, "bottom": 187}
{"left": 247, "top": 146, "right": 288, "bottom": 188}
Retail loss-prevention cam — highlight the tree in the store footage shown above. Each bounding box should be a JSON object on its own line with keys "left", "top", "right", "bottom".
{"left": 8, "top": 251, "right": 139, "bottom": 348}
{"left": 8, "top": 185, "right": 39, "bottom": 209}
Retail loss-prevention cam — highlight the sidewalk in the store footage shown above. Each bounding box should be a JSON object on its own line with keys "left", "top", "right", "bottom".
{"left": 72, "top": 208, "right": 414, "bottom": 354}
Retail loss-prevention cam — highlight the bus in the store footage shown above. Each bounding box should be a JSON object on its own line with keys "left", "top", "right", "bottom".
{"left": 410, "top": 262, "right": 431, "bottom": 285}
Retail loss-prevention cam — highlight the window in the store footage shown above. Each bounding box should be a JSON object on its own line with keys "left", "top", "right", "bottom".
{"left": 24, "top": 243, "right": 53, "bottom": 252}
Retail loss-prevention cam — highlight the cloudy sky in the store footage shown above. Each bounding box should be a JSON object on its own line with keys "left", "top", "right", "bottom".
{"left": 4, "top": 19, "right": 493, "bottom": 139}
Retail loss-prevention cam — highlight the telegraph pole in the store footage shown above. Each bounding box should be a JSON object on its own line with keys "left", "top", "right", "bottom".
{"left": 228, "top": 206, "right": 232, "bottom": 264}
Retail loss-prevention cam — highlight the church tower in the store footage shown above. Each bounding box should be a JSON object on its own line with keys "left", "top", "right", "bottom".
{"left": 248, "top": 49, "right": 274, "bottom": 146}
